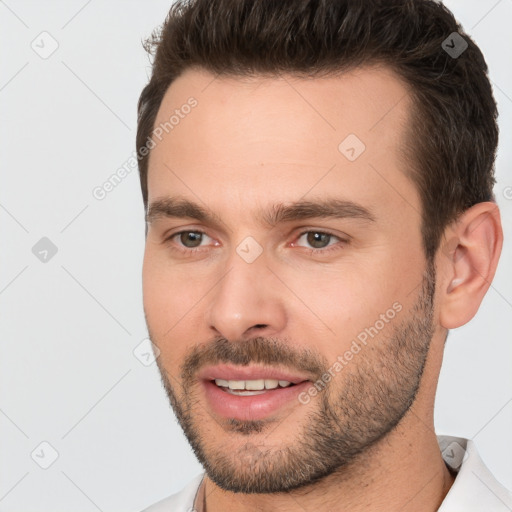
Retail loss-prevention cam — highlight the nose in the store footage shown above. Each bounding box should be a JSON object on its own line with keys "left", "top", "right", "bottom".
{"left": 205, "top": 253, "right": 287, "bottom": 341}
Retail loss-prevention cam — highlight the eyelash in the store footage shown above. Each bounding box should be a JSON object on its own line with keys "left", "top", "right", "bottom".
{"left": 164, "top": 230, "right": 347, "bottom": 256}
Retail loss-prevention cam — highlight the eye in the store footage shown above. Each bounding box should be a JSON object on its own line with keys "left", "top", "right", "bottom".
{"left": 299, "top": 231, "right": 334, "bottom": 249}
{"left": 176, "top": 231, "right": 205, "bottom": 248}
{"left": 166, "top": 230, "right": 215, "bottom": 251}
{"left": 294, "top": 230, "right": 346, "bottom": 253}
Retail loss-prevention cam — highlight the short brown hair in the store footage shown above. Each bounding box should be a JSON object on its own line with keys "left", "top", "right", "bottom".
{"left": 136, "top": 0, "right": 498, "bottom": 260}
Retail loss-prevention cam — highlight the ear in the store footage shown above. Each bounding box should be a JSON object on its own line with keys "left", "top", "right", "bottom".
{"left": 437, "top": 202, "right": 503, "bottom": 329}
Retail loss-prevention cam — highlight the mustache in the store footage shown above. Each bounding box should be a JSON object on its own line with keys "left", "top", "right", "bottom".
{"left": 180, "top": 336, "right": 328, "bottom": 384}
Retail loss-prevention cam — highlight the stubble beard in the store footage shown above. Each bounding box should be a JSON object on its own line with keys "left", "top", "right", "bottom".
{"left": 151, "top": 263, "right": 436, "bottom": 493}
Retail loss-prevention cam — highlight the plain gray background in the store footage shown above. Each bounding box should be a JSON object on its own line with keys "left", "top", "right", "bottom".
{"left": 0, "top": 1, "right": 511, "bottom": 511}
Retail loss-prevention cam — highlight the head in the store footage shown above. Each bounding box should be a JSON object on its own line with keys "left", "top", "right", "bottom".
{"left": 138, "top": 0, "right": 502, "bottom": 494}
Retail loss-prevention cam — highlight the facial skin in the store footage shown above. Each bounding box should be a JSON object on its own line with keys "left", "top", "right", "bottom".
{"left": 142, "top": 66, "right": 502, "bottom": 511}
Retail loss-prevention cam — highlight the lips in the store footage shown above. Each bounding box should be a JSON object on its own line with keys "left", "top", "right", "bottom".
{"left": 197, "top": 364, "right": 313, "bottom": 421}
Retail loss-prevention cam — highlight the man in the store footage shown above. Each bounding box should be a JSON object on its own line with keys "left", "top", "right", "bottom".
{"left": 137, "top": 0, "right": 512, "bottom": 510}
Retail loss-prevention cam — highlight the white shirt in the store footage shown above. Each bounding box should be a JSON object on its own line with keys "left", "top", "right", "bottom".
{"left": 141, "top": 435, "right": 512, "bottom": 511}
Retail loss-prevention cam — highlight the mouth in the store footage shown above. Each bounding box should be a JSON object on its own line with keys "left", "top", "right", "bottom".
{"left": 198, "top": 365, "right": 313, "bottom": 421}
{"left": 211, "top": 377, "right": 298, "bottom": 396}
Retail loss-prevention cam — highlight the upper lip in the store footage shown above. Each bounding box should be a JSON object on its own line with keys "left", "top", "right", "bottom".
{"left": 197, "top": 364, "right": 312, "bottom": 384}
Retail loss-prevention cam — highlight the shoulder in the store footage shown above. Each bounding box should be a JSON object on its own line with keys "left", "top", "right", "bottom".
{"left": 140, "top": 473, "right": 205, "bottom": 512}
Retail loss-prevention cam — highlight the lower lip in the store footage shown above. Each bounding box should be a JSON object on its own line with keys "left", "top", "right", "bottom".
{"left": 202, "top": 380, "right": 312, "bottom": 421}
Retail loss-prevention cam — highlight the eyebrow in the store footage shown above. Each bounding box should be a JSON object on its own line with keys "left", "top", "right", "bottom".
{"left": 146, "top": 196, "right": 376, "bottom": 228}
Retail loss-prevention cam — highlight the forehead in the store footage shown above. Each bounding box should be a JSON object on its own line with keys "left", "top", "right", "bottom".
{"left": 147, "top": 65, "right": 418, "bottom": 226}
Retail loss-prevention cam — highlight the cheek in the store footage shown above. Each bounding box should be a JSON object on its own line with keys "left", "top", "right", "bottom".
{"left": 142, "top": 251, "right": 170, "bottom": 328}
{"left": 143, "top": 249, "right": 199, "bottom": 322}
{"left": 142, "top": 251, "right": 210, "bottom": 364}
{"left": 279, "top": 257, "right": 410, "bottom": 353}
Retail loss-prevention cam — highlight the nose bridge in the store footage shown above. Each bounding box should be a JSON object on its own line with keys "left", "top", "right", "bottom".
{"left": 205, "top": 245, "right": 286, "bottom": 340}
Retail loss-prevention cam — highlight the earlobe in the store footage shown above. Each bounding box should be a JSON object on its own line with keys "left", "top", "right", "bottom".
{"left": 438, "top": 202, "right": 503, "bottom": 329}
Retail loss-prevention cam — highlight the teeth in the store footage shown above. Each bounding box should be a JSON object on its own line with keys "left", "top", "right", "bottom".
{"left": 245, "top": 379, "right": 265, "bottom": 390}
{"left": 214, "top": 379, "right": 293, "bottom": 390}
{"left": 264, "top": 379, "right": 279, "bottom": 389}
{"left": 228, "top": 380, "right": 245, "bottom": 390}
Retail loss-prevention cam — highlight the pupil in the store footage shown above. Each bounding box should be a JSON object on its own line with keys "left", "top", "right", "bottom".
{"left": 181, "top": 232, "right": 202, "bottom": 247}
{"left": 307, "top": 232, "right": 330, "bottom": 249}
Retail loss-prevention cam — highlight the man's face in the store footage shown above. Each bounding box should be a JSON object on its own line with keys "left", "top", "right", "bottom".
{"left": 143, "top": 66, "right": 436, "bottom": 492}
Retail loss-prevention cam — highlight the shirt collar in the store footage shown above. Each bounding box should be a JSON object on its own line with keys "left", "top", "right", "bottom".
{"left": 437, "top": 434, "right": 512, "bottom": 511}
